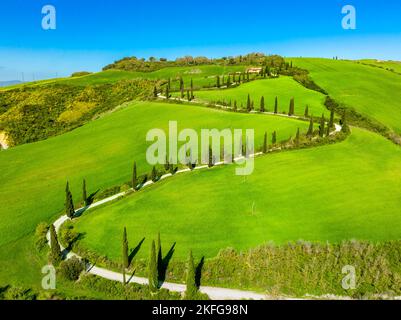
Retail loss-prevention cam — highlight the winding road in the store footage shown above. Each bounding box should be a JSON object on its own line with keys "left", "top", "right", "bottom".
{"left": 46, "top": 112, "right": 342, "bottom": 300}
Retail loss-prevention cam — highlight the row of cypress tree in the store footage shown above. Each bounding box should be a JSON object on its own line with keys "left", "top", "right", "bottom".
{"left": 122, "top": 228, "right": 198, "bottom": 298}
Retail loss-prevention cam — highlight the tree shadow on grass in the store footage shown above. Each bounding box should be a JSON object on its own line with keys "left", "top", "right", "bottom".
{"left": 158, "top": 242, "right": 176, "bottom": 285}
{"left": 129, "top": 237, "right": 145, "bottom": 266}
{"left": 62, "top": 232, "right": 86, "bottom": 258}
{"left": 86, "top": 190, "right": 99, "bottom": 206}
{"left": 73, "top": 190, "right": 100, "bottom": 218}
{"left": 195, "top": 256, "right": 205, "bottom": 288}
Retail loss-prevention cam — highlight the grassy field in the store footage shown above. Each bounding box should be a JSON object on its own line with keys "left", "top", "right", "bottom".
{"left": 0, "top": 101, "right": 306, "bottom": 269}
{"left": 180, "top": 77, "right": 328, "bottom": 117}
{"left": 0, "top": 65, "right": 251, "bottom": 91}
{"left": 358, "top": 59, "right": 401, "bottom": 74}
{"left": 291, "top": 58, "right": 401, "bottom": 134}
{"left": 73, "top": 127, "right": 401, "bottom": 262}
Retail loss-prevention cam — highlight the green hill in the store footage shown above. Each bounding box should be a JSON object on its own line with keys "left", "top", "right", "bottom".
{"left": 0, "top": 101, "right": 306, "bottom": 248}
{"left": 181, "top": 76, "right": 328, "bottom": 117}
{"left": 291, "top": 58, "right": 401, "bottom": 134}
{"left": 73, "top": 128, "right": 401, "bottom": 261}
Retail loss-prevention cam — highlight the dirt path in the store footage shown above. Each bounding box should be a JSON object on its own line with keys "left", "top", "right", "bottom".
{"left": 47, "top": 213, "right": 270, "bottom": 300}
{"left": 44, "top": 112, "right": 343, "bottom": 300}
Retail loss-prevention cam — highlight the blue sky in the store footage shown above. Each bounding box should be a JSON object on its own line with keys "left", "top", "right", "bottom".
{"left": 1, "top": 0, "right": 401, "bottom": 81}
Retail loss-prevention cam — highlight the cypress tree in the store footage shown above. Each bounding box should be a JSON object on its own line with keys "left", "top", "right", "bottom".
{"left": 329, "top": 109, "right": 335, "bottom": 129}
{"left": 263, "top": 132, "right": 268, "bottom": 153}
{"left": 185, "top": 250, "right": 198, "bottom": 299}
{"left": 122, "top": 227, "right": 129, "bottom": 269}
{"left": 341, "top": 111, "right": 350, "bottom": 133}
{"left": 233, "top": 100, "right": 237, "bottom": 111}
{"left": 151, "top": 166, "right": 157, "bottom": 182}
{"left": 82, "top": 179, "right": 87, "bottom": 206}
{"left": 260, "top": 96, "right": 265, "bottom": 112}
{"left": 180, "top": 77, "right": 184, "bottom": 99}
{"left": 153, "top": 86, "right": 158, "bottom": 98}
{"left": 274, "top": 97, "right": 278, "bottom": 114}
{"left": 148, "top": 240, "right": 158, "bottom": 292}
{"left": 246, "top": 94, "right": 251, "bottom": 112}
{"left": 319, "top": 114, "right": 325, "bottom": 137}
{"left": 307, "top": 117, "right": 314, "bottom": 137}
{"left": 226, "top": 75, "right": 231, "bottom": 88}
{"left": 169, "top": 160, "right": 175, "bottom": 175}
{"left": 272, "top": 131, "right": 277, "bottom": 145}
{"left": 187, "top": 90, "right": 190, "bottom": 101}
{"left": 304, "top": 105, "right": 309, "bottom": 118}
{"left": 132, "top": 162, "right": 138, "bottom": 190}
{"left": 164, "top": 156, "right": 170, "bottom": 171}
{"left": 216, "top": 76, "right": 220, "bottom": 88}
{"left": 65, "top": 182, "right": 75, "bottom": 219}
{"left": 49, "top": 224, "right": 62, "bottom": 265}
{"left": 208, "top": 146, "right": 214, "bottom": 168}
{"left": 288, "top": 98, "right": 295, "bottom": 116}
{"left": 295, "top": 128, "right": 300, "bottom": 146}
{"left": 165, "top": 86, "right": 169, "bottom": 99}
{"left": 190, "top": 79, "right": 194, "bottom": 100}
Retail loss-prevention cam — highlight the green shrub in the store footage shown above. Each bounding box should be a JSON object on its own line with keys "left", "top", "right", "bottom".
{"left": 3, "top": 287, "right": 36, "bottom": 300}
{"left": 71, "top": 71, "right": 92, "bottom": 77}
{"left": 34, "top": 222, "right": 49, "bottom": 251}
{"left": 59, "top": 221, "right": 79, "bottom": 249}
{"left": 58, "top": 257, "right": 84, "bottom": 281}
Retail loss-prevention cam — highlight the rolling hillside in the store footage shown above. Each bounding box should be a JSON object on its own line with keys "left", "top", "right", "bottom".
{"left": 74, "top": 127, "right": 401, "bottom": 260}
{"left": 291, "top": 58, "right": 401, "bottom": 134}
{"left": 181, "top": 76, "right": 328, "bottom": 117}
{"left": 0, "top": 101, "right": 307, "bottom": 248}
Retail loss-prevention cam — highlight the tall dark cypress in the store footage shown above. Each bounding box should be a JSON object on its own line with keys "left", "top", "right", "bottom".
{"left": 274, "top": 97, "right": 278, "bottom": 114}
{"left": 208, "top": 146, "right": 214, "bottom": 168}
{"left": 272, "top": 131, "right": 277, "bottom": 144}
{"left": 49, "top": 224, "right": 62, "bottom": 265}
{"left": 319, "top": 114, "right": 325, "bottom": 137}
{"left": 295, "top": 128, "right": 300, "bottom": 146}
{"left": 151, "top": 166, "right": 157, "bottom": 182}
{"left": 341, "top": 111, "right": 350, "bottom": 133}
{"left": 165, "top": 86, "right": 169, "bottom": 99}
{"left": 216, "top": 75, "right": 220, "bottom": 88}
{"left": 190, "top": 79, "right": 194, "bottom": 100}
{"left": 180, "top": 77, "right": 184, "bottom": 98}
{"left": 148, "top": 240, "right": 158, "bottom": 292}
{"left": 122, "top": 227, "right": 129, "bottom": 269}
{"left": 65, "top": 182, "right": 75, "bottom": 219}
{"left": 153, "top": 86, "right": 158, "bottom": 98}
{"left": 304, "top": 105, "right": 309, "bottom": 118}
{"left": 329, "top": 109, "right": 335, "bottom": 129}
{"left": 263, "top": 132, "right": 268, "bottom": 153}
{"left": 288, "top": 98, "right": 295, "bottom": 116}
{"left": 260, "top": 96, "right": 265, "bottom": 112}
{"left": 185, "top": 250, "right": 198, "bottom": 299}
{"left": 247, "top": 94, "right": 251, "bottom": 112}
{"left": 307, "top": 117, "right": 314, "bottom": 137}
